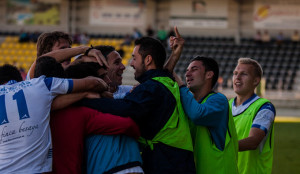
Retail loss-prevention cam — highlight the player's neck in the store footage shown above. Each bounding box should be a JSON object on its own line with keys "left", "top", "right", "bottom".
{"left": 193, "top": 87, "right": 211, "bottom": 101}
{"left": 235, "top": 92, "right": 254, "bottom": 106}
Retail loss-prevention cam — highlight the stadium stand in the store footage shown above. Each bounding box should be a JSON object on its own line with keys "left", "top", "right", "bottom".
{"left": 0, "top": 36, "right": 36, "bottom": 70}
{"left": 173, "top": 36, "right": 300, "bottom": 91}
{"left": 0, "top": 34, "right": 299, "bottom": 91}
{"left": 0, "top": 35, "right": 134, "bottom": 72}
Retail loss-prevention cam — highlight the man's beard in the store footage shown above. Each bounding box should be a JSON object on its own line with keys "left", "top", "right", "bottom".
{"left": 134, "top": 62, "right": 146, "bottom": 80}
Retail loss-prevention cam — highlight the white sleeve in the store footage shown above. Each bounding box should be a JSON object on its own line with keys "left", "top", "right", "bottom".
{"left": 252, "top": 103, "right": 275, "bottom": 134}
{"left": 113, "top": 85, "right": 133, "bottom": 99}
{"left": 44, "top": 77, "right": 73, "bottom": 95}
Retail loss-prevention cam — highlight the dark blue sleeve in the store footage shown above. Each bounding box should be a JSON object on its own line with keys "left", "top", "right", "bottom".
{"left": 67, "top": 79, "right": 73, "bottom": 93}
{"left": 80, "top": 84, "right": 156, "bottom": 124}
{"left": 44, "top": 77, "right": 53, "bottom": 91}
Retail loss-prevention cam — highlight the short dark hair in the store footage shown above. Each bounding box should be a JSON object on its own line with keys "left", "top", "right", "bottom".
{"left": 93, "top": 45, "right": 115, "bottom": 60}
{"left": 191, "top": 56, "right": 219, "bottom": 89}
{"left": 134, "top": 37, "right": 166, "bottom": 69}
{"left": 0, "top": 64, "right": 23, "bottom": 84}
{"left": 65, "top": 62, "right": 106, "bottom": 79}
{"left": 34, "top": 56, "right": 65, "bottom": 78}
{"left": 37, "top": 31, "right": 72, "bottom": 57}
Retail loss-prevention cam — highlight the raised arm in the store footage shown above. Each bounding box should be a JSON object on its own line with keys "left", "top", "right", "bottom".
{"left": 164, "top": 26, "right": 185, "bottom": 73}
{"left": 43, "top": 46, "right": 108, "bottom": 67}
{"left": 42, "top": 46, "right": 89, "bottom": 63}
{"left": 28, "top": 46, "right": 109, "bottom": 79}
{"left": 28, "top": 46, "right": 88, "bottom": 79}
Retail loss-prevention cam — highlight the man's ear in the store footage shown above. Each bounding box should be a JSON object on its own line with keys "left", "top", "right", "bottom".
{"left": 145, "top": 55, "right": 152, "bottom": 66}
{"left": 254, "top": 77, "right": 261, "bottom": 86}
{"left": 205, "top": 71, "right": 214, "bottom": 80}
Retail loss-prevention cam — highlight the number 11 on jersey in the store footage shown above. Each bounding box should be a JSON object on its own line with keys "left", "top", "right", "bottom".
{"left": 0, "top": 90, "right": 31, "bottom": 125}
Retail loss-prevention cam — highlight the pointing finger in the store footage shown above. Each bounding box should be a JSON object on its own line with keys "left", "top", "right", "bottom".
{"left": 174, "top": 26, "right": 181, "bottom": 38}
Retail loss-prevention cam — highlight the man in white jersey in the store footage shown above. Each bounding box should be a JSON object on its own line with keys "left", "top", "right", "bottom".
{"left": 229, "top": 58, "right": 276, "bottom": 174}
{"left": 0, "top": 61, "right": 108, "bottom": 173}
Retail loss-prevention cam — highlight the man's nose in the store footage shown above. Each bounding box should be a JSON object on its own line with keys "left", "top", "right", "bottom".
{"left": 130, "top": 60, "right": 133, "bottom": 67}
{"left": 120, "top": 63, "right": 126, "bottom": 70}
{"left": 185, "top": 70, "right": 191, "bottom": 77}
{"left": 235, "top": 74, "right": 241, "bottom": 79}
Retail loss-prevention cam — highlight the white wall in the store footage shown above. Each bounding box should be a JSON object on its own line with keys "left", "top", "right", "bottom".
{"left": 0, "top": 0, "right": 298, "bottom": 38}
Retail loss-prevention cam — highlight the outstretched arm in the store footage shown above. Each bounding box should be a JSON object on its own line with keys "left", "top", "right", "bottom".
{"left": 51, "top": 92, "right": 100, "bottom": 111}
{"left": 42, "top": 46, "right": 89, "bottom": 63}
{"left": 164, "top": 26, "right": 185, "bottom": 73}
{"left": 71, "top": 76, "right": 108, "bottom": 93}
{"left": 28, "top": 46, "right": 109, "bottom": 79}
{"left": 28, "top": 46, "right": 88, "bottom": 79}
{"left": 50, "top": 77, "right": 108, "bottom": 110}
{"left": 42, "top": 46, "right": 109, "bottom": 67}
{"left": 51, "top": 90, "right": 113, "bottom": 111}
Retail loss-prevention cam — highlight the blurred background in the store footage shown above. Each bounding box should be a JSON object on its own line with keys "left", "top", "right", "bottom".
{"left": 0, "top": 0, "right": 299, "bottom": 173}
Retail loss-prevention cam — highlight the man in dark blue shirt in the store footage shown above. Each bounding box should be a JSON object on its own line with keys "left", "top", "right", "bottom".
{"left": 81, "top": 36, "right": 195, "bottom": 174}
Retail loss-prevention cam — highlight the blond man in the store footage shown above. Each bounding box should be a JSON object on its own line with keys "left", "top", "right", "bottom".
{"left": 229, "top": 58, "right": 276, "bottom": 174}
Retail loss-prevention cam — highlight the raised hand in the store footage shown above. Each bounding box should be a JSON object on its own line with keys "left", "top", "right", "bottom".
{"left": 169, "top": 26, "right": 185, "bottom": 55}
{"left": 164, "top": 26, "right": 185, "bottom": 72}
{"left": 88, "top": 49, "right": 109, "bottom": 68}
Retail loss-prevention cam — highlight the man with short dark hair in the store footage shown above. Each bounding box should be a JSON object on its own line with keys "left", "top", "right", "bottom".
{"left": 94, "top": 45, "right": 128, "bottom": 95}
{"left": 74, "top": 45, "right": 128, "bottom": 95}
{"left": 173, "top": 56, "right": 239, "bottom": 174}
{"left": 76, "top": 46, "right": 144, "bottom": 174}
{"left": 81, "top": 36, "right": 195, "bottom": 173}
